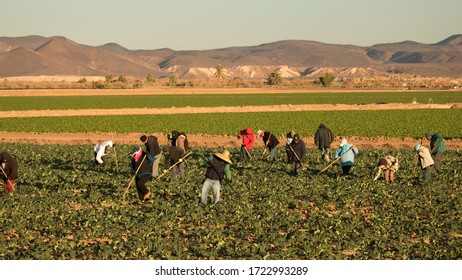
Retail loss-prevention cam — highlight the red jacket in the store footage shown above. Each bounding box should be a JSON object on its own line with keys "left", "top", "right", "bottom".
{"left": 237, "top": 128, "right": 255, "bottom": 150}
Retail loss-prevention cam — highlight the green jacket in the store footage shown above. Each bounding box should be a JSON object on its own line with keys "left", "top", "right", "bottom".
{"left": 430, "top": 133, "right": 446, "bottom": 154}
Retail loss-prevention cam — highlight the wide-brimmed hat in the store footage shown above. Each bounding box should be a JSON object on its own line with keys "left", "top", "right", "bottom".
{"left": 340, "top": 138, "right": 348, "bottom": 147}
{"left": 214, "top": 150, "right": 232, "bottom": 164}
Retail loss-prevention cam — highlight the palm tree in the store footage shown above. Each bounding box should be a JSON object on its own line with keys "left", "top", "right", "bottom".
{"left": 214, "top": 64, "right": 225, "bottom": 85}
{"left": 266, "top": 72, "right": 283, "bottom": 86}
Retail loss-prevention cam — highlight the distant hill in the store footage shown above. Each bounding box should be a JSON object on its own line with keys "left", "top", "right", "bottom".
{"left": 1, "top": 34, "right": 462, "bottom": 79}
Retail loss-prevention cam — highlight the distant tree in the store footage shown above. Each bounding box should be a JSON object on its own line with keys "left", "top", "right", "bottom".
{"left": 319, "top": 73, "right": 335, "bottom": 87}
{"left": 214, "top": 64, "right": 225, "bottom": 85}
{"left": 168, "top": 75, "right": 178, "bottom": 87}
{"left": 266, "top": 72, "right": 283, "bottom": 86}
{"left": 91, "top": 81, "right": 106, "bottom": 89}
{"left": 117, "top": 75, "right": 127, "bottom": 83}
{"left": 146, "top": 74, "right": 156, "bottom": 83}
{"left": 105, "top": 75, "right": 113, "bottom": 83}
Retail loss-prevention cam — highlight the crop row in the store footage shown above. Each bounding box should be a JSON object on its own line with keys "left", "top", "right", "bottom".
{"left": 0, "top": 91, "right": 460, "bottom": 111}
{"left": 0, "top": 143, "right": 461, "bottom": 259}
{"left": 1, "top": 109, "right": 461, "bottom": 138}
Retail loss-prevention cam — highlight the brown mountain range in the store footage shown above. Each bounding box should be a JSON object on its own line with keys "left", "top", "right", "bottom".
{"left": 0, "top": 34, "right": 461, "bottom": 79}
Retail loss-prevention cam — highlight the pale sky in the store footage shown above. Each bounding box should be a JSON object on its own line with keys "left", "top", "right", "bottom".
{"left": 1, "top": 0, "right": 461, "bottom": 50}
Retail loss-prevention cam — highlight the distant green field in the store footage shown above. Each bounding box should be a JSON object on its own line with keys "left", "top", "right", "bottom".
{"left": 1, "top": 91, "right": 461, "bottom": 111}
{"left": 1, "top": 109, "right": 460, "bottom": 138}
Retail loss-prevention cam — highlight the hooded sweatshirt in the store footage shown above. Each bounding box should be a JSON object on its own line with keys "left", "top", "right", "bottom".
{"left": 237, "top": 128, "right": 256, "bottom": 150}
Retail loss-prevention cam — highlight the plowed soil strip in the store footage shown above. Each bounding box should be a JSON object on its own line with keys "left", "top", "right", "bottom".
{"left": 0, "top": 103, "right": 458, "bottom": 118}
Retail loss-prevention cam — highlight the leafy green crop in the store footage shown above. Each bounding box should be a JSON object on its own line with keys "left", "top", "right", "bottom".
{"left": 1, "top": 109, "right": 461, "bottom": 138}
{"left": 0, "top": 143, "right": 461, "bottom": 260}
{"left": 0, "top": 91, "right": 461, "bottom": 111}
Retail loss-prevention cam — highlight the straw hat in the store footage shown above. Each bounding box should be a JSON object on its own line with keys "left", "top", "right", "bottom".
{"left": 214, "top": 150, "right": 232, "bottom": 164}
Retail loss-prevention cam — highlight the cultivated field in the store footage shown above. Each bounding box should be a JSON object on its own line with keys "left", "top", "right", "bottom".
{"left": 0, "top": 89, "right": 461, "bottom": 260}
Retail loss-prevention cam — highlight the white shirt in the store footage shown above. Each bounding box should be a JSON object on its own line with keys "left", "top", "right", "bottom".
{"left": 93, "top": 140, "right": 113, "bottom": 164}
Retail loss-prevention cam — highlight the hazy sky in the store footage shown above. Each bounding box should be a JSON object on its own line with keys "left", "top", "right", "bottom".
{"left": 1, "top": 0, "right": 461, "bottom": 50}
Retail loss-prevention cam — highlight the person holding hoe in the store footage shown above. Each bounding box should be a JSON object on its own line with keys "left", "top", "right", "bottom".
{"left": 334, "top": 138, "right": 359, "bottom": 176}
{"left": 128, "top": 147, "right": 154, "bottom": 201}
{"left": 1, "top": 151, "right": 18, "bottom": 194}
{"left": 314, "top": 123, "right": 335, "bottom": 161}
{"left": 289, "top": 134, "right": 306, "bottom": 176}
{"left": 237, "top": 127, "right": 255, "bottom": 161}
{"left": 93, "top": 140, "right": 114, "bottom": 166}
{"left": 425, "top": 131, "right": 446, "bottom": 173}
{"left": 285, "top": 130, "right": 296, "bottom": 163}
{"left": 168, "top": 130, "right": 189, "bottom": 171}
{"left": 201, "top": 149, "right": 232, "bottom": 205}
{"left": 373, "top": 155, "right": 399, "bottom": 184}
{"left": 140, "top": 134, "right": 162, "bottom": 177}
{"left": 162, "top": 145, "right": 186, "bottom": 181}
{"left": 257, "top": 130, "right": 280, "bottom": 162}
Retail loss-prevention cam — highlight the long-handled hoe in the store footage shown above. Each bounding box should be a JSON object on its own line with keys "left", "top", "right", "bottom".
{"left": 155, "top": 151, "right": 192, "bottom": 181}
{"left": 319, "top": 146, "right": 353, "bottom": 174}
{"left": 122, "top": 154, "right": 146, "bottom": 199}
{"left": 1, "top": 167, "right": 15, "bottom": 191}
{"left": 113, "top": 145, "right": 119, "bottom": 173}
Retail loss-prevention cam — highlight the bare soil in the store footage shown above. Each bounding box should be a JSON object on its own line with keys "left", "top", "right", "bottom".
{"left": 1, "top": 131, "right": 461, "bottom": 150}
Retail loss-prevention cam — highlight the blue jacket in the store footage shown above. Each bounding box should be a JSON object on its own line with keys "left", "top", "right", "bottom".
{"left": 334, "top": 144, "right": 359, "bottom": 167}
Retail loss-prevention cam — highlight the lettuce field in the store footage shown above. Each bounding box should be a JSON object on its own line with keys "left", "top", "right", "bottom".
{"left": 1, "top": 143, "right": 461, "bottom": 260}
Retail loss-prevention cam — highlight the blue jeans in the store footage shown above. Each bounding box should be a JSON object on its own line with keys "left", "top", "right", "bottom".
{"left": 201, "top": 178, "right": 222, "bottom": 205}
{"left": 269, "top": 146, "right": 278, "bottom": 161}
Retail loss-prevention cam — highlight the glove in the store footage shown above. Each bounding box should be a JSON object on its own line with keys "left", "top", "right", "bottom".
{"left": 178, "top": 158, "right": 183, "bottom": 163}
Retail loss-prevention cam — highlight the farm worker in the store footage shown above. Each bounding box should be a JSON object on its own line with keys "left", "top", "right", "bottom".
{"left": 289, "top": 134, "right": 306, "bottom": 176}
{"left": 1, "top": 152, "right": 18, "bottom": 193}
{"left": 314, "top": 123, "right": 335, "bottom": 161}
{"left": 425, "top": 131, "right": 446, "bottom": 173}
{"left": 257, "top": 130, "right": 280, "bottom": 161}
{"left": 168, "top": 131, "right": 189, "bottom": 153}
{"left": 414, "top": 144, "right": 434, "bottom": 183}
{"left": 201, "top": 149, "right": 232, "bottom": 205}
{"left": 285, "top": 130, "right": 296, "bottom": 163}
{"left": 334, "top": 138, "right": 359, "bottom": 176}
{"left": 237, "top": 128, "right": 255, "bottom": 161}
{"left": 373, "top": 155, "right": 399, "bottom": 184}
{"left": 140, "top": 134, "right": 162, "bottom": 177}
{"left": 168, "top": 131, "right": 189, "bottom": 170}
{"left": 128, "top": 147, "right": 154, "bottom": 200}
{"left": 93, "top": 140, "right": 113, "bottom": 165}
{"left": 162, "top": 145, "right": 185, "bottom": 180}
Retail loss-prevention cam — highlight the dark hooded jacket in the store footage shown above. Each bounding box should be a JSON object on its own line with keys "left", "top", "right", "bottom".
{"left": 1, "top": 152, "right": 18, "bottom": 181}
{"left": 262, "top": 131, "right": 280, "bottom": 149}
{"left": 315, "top": 124, "right": 335, "bottom": 149}
{"left": 145, "top": 135, "right": 161, "bottom": 157}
